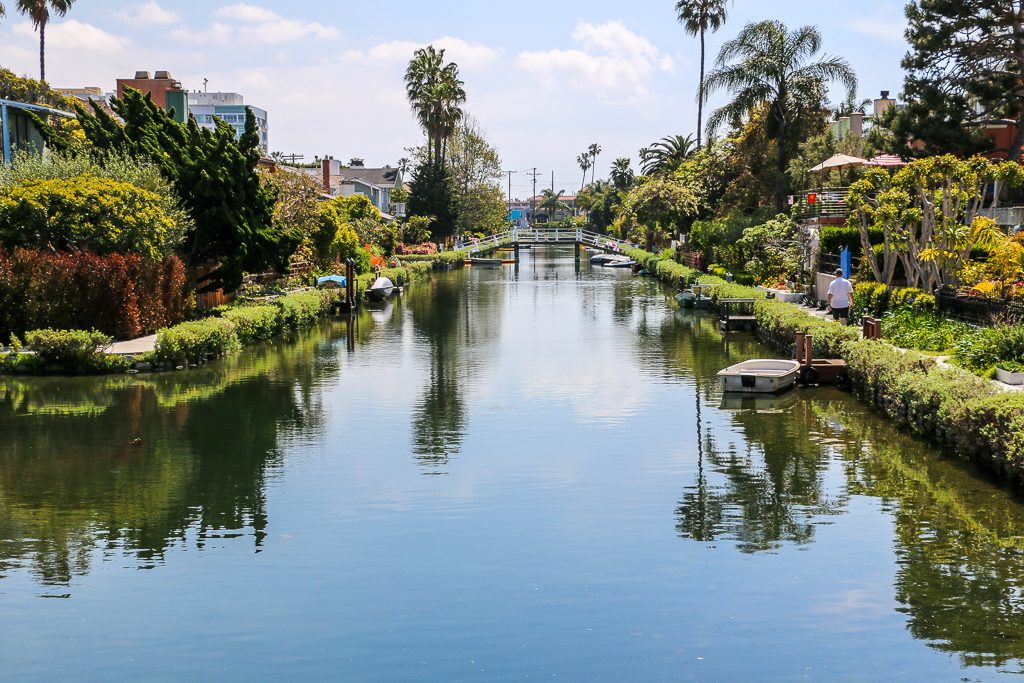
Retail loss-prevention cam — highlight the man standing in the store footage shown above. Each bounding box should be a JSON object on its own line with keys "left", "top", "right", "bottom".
{"left": 827, "top": 268, "right": 854, "bottom": 325}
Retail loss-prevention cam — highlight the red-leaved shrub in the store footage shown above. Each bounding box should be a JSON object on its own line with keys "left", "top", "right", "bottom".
{"left": 0, "top": 246, "right": 192, "bottom": 340}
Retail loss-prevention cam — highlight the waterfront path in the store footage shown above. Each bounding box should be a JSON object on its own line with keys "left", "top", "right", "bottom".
{"left": 108, "top": 334, "right": 158, "bottom": 355}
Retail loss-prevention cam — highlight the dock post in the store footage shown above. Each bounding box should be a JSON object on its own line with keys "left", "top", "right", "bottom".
{"left": 804, "top": 335, "right": 814, "bottom": 367}
{"left": 795, "top": 331, "right": 805, "bottom": 363}
{"left": 514, "top": 242, "right": 520, "bottom": 263}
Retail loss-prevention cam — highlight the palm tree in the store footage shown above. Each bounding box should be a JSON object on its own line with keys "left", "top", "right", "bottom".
{"left": 830, "top": 91, "right": 872, "bottom": 119}
{"left": 588, "top": 143, "right": 602, "bottom": 185}
{"left": 537, "top": 189, "right": 571, "bottom": 222}
{"left": 702, "top": 20, "right": 857, "bottom": 213}
{"left": 398, "top": 157, "right": 410, "bottom": 175}
{"left": 405, "top": 46, "right": 466, "bottom": 167}
{"left": 577, "top": 153, "right": 592, "bottom": 192}
{"left": 676, "top": 0, "right": 729, "bottom": 149}
{"left": 610, "top": 158, "right": 634, "bottom": 191}
{"left": 17, "top": 0, "right": 74, "bottom": 83}
{"left": 639, "top": 134, "right": 697, "bottom": 175}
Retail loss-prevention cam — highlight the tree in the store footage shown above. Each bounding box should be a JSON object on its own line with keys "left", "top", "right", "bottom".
{"left": 847, "top": 155, "right": 1024, "bottom": 289}
{"left": 405, "top": 46, "right": 467, "bottom": 166}
{"left": 675, "top": 0, "right": 730, "bottom": 148}
{"left": 75, "top": 87, "right": 299, "bottom": 293}
{"left": 640, "top": 134, "right": 697, "bottom": 176}
{"left": 16, "top": 0, "right": 74, "bottom": 83}
{"left": 407, "top": 159, "right": 460, "bottom": 242}
{"left": 588, "top": 143, "right": 602, "bottom": 185}
{"left": 621, "top": 176, "right": 699, "bottom": 233}
{"left": 610, "top": 157, "right": 634, "bottom": 191}
{"left": 460, "top": 184, "right": 508, "bottom": 235}
{"left": 893, "top": 0, "right": 1024, "bottom": 161}
{"left": 536, "top": 189, "right": 571, "bottom": 222}
{"left": 703, "top": 20, "right": 857, "bottom": 213}
{"left": 577, "top": 153, "right": 592, "bottom": 192}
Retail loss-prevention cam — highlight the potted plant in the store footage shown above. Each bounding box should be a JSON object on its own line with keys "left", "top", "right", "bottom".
{"left": 995, "top": 360, "right": 1024, "bottom": 385}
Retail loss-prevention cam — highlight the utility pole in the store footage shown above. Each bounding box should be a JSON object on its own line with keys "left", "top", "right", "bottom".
{"left": 505, "top": 170, "right": 517, "bottom": 224}
{"left": 528, "top": 168, "right": 541, "bottom": 226}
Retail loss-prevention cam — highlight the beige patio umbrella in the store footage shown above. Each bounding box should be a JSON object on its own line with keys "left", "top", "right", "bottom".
{"left": 808, "top": 153, "right": 868, "bottom": 186}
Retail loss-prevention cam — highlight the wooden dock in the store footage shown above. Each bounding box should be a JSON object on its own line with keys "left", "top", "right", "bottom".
{"left": 719, "top": 298, "right": 757, "bottom": 331}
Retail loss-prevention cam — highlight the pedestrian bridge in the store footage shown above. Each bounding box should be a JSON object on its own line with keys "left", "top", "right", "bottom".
{"left": 464, "top": 227, "right": 636, "bottom": 258}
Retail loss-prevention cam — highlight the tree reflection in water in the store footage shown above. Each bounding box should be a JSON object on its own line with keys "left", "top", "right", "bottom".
{"left": 0, "top": 324, "right": 340, "bottom": 587}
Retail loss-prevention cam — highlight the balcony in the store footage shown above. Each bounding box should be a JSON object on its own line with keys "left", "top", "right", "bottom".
{"left": 792, "top": 187, "right": 851, "bottom": 224}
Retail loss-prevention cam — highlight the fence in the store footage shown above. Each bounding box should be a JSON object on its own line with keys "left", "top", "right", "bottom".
{"left": 936, "top": 287, "right": 1024, "bottom": 325}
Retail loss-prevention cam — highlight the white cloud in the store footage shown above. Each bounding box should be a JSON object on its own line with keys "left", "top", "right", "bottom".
{"left": 173, "top": 5, "right": 339, "bottom": 45}
{"left": 239, "top": 72, "right": 273, "bottom": 90}
{"left": 517, "top": 21, "right": 673, "bottom": 102}
{"left": 849, "top": 18, "right": 907, "bottom": 43}
{"left": 12, "top": 20, "right": 130, "bottom": 53}
{"left": 116, "top": 1, "right": 180, "bottom": 26}
{"left": 343, "top": 37, "right": 502, "bottom": 71}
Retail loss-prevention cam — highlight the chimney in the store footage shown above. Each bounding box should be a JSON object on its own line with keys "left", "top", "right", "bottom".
{"left": 134, "top": 71, "right": 151, "bottom": 80}
{"left": 322, "top": 158, "right": 331, "bottom": 193}
{"left": 155, "top": 71, "right": 172, "bottom": 80}
{"left": 850, "top": 112, "right": 863, "bottom": 138}
{"left": 874, "top": 91, "right": 895, "bottom": 118}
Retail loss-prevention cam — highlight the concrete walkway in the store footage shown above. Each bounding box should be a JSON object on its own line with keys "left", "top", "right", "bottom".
{"left": 107, "top": 334, "right": 158, "bottom": 355}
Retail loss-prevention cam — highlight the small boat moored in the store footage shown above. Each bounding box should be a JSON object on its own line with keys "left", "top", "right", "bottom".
{"left": 366, "top": 276, "right": 395, "bottom": 300}
{"left": 469, "top": 257, "right": 502, "bottom": 267}
{"left": 717, "top": 359, "right": 801, "bottom": 394}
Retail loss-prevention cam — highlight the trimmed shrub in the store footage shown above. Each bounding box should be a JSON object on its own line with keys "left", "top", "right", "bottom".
{"left": 754, "top": 299, "right": 858, "bottom": 358}
{"left": 25, "top": 328, "right": 111, "bottom": 366}
{"left": 152, "top": 317, "right": 238, "bottom": 365}
{"left": 819, "top": 225, "right": 883, "bottom": 258}
{"left": 152, "top": 289, "right": 332, "bottom": 365}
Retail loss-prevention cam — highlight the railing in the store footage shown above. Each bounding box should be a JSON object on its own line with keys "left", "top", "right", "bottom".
{"left": 793, "top": 187, "right": 851, "bottom": 221}
{"left": 936, "top": 287, "right": 1024, "bottom": 325}
{"left": 464, "top": 227, "right": 636, "bottom": 254}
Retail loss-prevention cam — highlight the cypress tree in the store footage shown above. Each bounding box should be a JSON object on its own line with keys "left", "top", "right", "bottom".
{"left": 406, "top": 160, "right": 460, "bottom": 242}
{"left": 76, "top": 87, "right": 299, "bottom": 292}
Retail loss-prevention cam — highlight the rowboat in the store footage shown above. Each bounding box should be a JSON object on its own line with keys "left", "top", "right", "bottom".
{"left": 470, "top": 257, "right": 502, "bottom": 267}
{"left": 717, "top": 359, "right": 801, "bottom": 394}
{"left": 604, "top": 259, "right": 637, "bottom": 268}
{"left": 366, "top": 276, "right": 395, "bottom": 300}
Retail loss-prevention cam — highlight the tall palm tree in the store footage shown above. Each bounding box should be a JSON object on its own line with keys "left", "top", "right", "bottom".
{"left": 17, "top": 0, "right": 74, "bottom": 83}
{"left": 702, "top": 20, "right": 857, "bottom": 213}
{"left": 577, "top": 153, "right": 592, "bottom": 191}
{"left": 639, "top": 134, "right": 697, "bottom": 175}
{"left": 588, "top": 143, "right": 602, "bottom": 185}
{"left": 610, "top": 158, "right": 634, "bottom": 191}
{"left": 405, "top": 46, "right": 466, "bottom": 167}
{"left": 676, "top": 0, "right": 729, "bottom": 149}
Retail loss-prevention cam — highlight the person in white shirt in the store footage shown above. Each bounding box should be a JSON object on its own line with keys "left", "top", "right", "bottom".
{"left": 827, "top": 268, "right": 854, "bottom": 325}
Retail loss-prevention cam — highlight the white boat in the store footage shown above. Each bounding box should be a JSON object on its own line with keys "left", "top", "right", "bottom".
{"left": 590, "top": 253, "right": 623, "bottom": 265}
{"left": 366, "top": 276, "right": 395, "bottom": 300}
{"left": 470, "top": 257, "right": 502, "bottom": 267}
{"left": 717, "top": 359, "right": 801, "bottom": 394}
{"left": 603, "top": 256, "right": 636, "bottom": 268}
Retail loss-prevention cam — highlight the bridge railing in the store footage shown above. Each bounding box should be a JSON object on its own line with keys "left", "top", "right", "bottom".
{"left": 464, "top": 227, "right": 636, "bottom": 254}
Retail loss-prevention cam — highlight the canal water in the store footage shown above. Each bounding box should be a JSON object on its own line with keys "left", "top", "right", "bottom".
{"left": 4, "top": 246, "right": 1024, "bottom": 681}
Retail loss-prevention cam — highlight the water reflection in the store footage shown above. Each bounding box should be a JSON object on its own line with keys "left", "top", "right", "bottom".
{"left": 0, "top": 324, "right": 342, "bottom": 586}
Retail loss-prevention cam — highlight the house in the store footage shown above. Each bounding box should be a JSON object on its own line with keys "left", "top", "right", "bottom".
{"left": 0, "top": 99, "right": 75, "bottom": 164}
{"left": 318, "top": 158, "right": 404, "bottom": 220}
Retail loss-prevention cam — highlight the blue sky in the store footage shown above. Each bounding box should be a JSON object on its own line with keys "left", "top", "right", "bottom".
{"left": 0, "top": 0, "right": 908, "bottom": 199}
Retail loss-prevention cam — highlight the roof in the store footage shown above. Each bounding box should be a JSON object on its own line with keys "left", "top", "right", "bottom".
{"left": 0, "top": 99, "right": 76, "bottom": 118}
{"left": 340, "top": 168, "right": 401, "bottom": 188}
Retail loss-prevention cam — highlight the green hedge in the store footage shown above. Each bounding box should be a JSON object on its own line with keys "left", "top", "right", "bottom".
{"left": 1, "top": 327, "right": 131, "bottom": 374}
{"left": 397, "top": 251, "right": 467, "bottom": 268}
{"left": 707, "top": 264, "right": 755, "bottom": 286}
{"left": 754, "top": 299, "right": 859, "bottom": 358}
{"left": 152, "top": 289, "right": 330, "bottom": 365}
{"left": 819, "top": 226, "right": 883, "bottom": 258}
